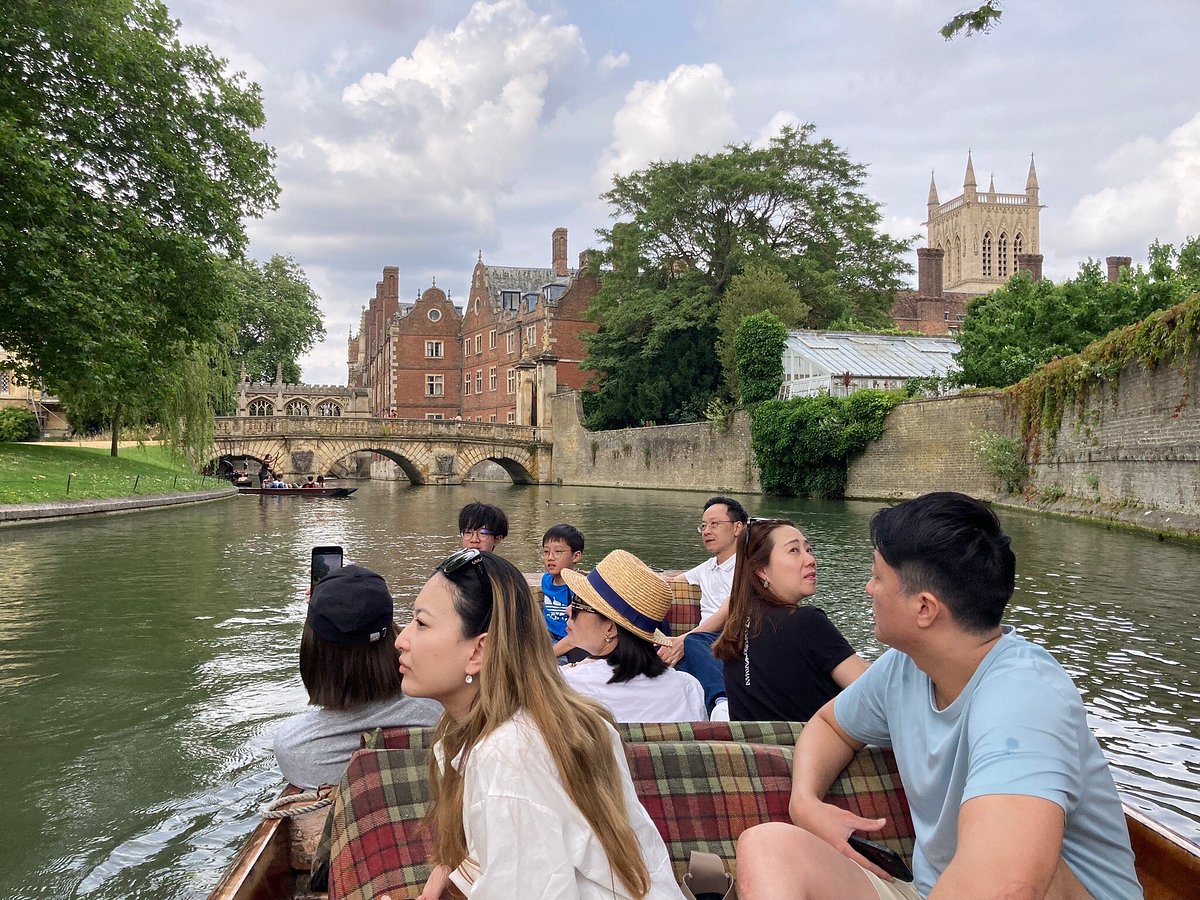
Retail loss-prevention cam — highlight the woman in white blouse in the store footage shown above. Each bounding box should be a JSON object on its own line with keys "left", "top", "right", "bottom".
{"left": 560, "top": 549, "right": 707, "bottom": 723}
{"left": 390, "top": 548, "right": 684, "bottom": 900}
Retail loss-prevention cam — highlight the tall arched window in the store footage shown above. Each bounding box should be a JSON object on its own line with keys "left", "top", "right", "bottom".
{"left": 285, "top": 400, "right": 310, "bottom": 416}
{"left": 248, "top": 399, "right": 273, "bottom": 417}
{"left": 1013, "top": 233, "right": 1024, "bottom": 258}
{"left": 998, "top": 232, "right": 1008, "bottom": 278}
{"left": 982, "top": 232, "right": 993, "bottom": 278}
{"left": 317, "top": 400, "right": 342, "bottom": 417}
{"left": 954, "top": 234, "right": 963, "bottom": 283}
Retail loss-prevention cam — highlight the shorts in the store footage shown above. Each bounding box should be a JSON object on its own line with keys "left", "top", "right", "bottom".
{"left": 861, "top": 867, "right": 924, "bottom": 900}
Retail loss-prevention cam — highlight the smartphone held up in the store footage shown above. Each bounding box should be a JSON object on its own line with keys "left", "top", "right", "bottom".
{"left": 311, "top": 545, "right": 344, "bottom": 587}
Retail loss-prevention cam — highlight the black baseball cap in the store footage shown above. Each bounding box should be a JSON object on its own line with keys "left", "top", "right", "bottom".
{"left": 307, "top": 564, "right": 394, "bottom": 645}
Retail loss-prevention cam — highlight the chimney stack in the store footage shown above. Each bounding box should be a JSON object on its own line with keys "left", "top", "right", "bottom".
{"left": 552, "top": 227, "right": 568, "bottom": 277}
{"left": 1106, "top": 256, "right": 1131, "bottom": 283}
{"left": 917, "top": 248, "right": 945, "bottom": 297}
{"left": 1015, "top": 253, "right": 1044, "bottom": 282}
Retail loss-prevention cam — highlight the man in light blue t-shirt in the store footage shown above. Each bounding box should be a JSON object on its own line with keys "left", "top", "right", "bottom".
{"left": 736, "top": 492, "right": 1141, "bottom": 900}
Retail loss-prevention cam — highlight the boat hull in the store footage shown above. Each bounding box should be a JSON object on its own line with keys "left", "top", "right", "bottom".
{"left": 237, "top": 488, "right": 357, "bottom": 498}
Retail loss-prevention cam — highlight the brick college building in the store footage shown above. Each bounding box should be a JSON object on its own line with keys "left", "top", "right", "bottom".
{"left": 348, "top": 228, "right": 598, "bottom": 424}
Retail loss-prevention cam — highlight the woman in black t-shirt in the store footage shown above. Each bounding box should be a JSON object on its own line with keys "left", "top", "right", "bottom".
{"left": 712, "top": 518, "right": 866, "bottom": 721}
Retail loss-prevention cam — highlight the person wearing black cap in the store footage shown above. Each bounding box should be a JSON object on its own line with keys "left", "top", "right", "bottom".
{"left": 273, "top": 565, "right": 441, "bottom": 789}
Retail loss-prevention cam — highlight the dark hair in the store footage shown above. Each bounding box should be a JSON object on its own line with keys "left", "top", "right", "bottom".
{"left": 543, "top": 523, "right": 585, "bottom": 553}
{"left": 703, "top": 496, "right": 749, "bottom": 524}
{"left": 870, "top": 492, "right": 1015, "bottom": 633}
{"left": 299, "top": 622, "right": 402, "bottom": 710}
{"left": 457, "top": 502, "right": 509, "bottom": 538}
{"left": 712, "top": 518, "right": 796, "bottom": 661}
{"left": 601, "top": 626, "right": 668, "bottom": 684}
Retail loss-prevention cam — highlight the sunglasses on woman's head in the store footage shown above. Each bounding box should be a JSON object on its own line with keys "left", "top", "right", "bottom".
{"left": 439, "top": 547, "right": 485, "bottom": 574}
{"left": 568, "top": 598, "right": 602, "bottom": 619}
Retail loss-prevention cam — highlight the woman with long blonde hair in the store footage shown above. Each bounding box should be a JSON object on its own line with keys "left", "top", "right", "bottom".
{"left": 393, "top": 548, "right": 684, "bottom": 899}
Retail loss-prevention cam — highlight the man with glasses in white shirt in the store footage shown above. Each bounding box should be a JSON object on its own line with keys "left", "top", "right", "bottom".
{"left": 658, "top": 496, "right": 748, "bottom": 719}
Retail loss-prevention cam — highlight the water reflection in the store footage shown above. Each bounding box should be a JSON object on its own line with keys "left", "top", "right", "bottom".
{"left": 0, "top": 484, "right": 1196, "bottom": 898}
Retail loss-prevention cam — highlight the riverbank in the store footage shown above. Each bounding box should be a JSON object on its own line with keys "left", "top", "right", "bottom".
{"left": 0, "top": 441, "right": 235, "bottom": 525}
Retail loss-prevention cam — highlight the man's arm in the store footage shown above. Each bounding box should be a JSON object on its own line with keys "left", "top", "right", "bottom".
{"left": 928, "top": 795, "right": 1077, "bottom": 900}
{"left": 658, "top": 587, "right": 730, "bottom": 666}
{"left": 787, "top": 700, "right": 893, "bottom": 879}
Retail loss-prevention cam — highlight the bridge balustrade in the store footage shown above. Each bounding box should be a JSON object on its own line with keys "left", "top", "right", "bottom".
{"left": 213, "top": 416, "right": 547, "bottom": 443}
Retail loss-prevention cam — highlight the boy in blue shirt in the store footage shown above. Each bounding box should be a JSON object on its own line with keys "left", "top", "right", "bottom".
{"left": 540, "top": 524, "right": 589, "bottom": 663}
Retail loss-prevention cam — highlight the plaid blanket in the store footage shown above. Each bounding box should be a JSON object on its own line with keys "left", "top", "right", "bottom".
{"left": 328, "top": 730, "right": 915, "bottom": 899}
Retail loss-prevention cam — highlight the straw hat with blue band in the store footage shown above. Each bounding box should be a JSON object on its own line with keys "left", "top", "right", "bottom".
{"left": 560, "top": 549, "right": 673, "bottom": 647}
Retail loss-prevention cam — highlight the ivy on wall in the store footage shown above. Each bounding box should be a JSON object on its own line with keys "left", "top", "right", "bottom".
{"left": 750, "top": 389, "right": 903, "bottom": 497}
{"left": 1011, "top": 291, "right": 1200, "bottom": 454}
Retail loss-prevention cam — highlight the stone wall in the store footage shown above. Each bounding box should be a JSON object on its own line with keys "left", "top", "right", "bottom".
{"left": 1028, "top": 351, "right": 1199, "bottom": 515}
{"left": 845, "top": 393, "right": 1014, "bottom": 500}
{"left": 550, "top": 392, "right": 760, "bottom": 494}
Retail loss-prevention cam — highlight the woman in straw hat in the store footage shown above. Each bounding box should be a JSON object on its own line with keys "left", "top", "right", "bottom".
{"left": 713, "top": 519, "right": 866, "bottom": 722}
{"left": 391, "top": 549, "right": 684, "bottom": 900}
{"left": 560, "top": 549, "right": 707, "bottom": 724}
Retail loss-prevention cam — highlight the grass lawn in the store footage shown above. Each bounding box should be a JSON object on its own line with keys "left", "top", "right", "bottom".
{"left": 0, "top": 442, "right": 224, "bottom": 504}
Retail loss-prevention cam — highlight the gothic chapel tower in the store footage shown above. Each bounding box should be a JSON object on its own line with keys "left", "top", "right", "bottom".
{"left": 926, "top": 153, "right": 1043, "bottom": 294}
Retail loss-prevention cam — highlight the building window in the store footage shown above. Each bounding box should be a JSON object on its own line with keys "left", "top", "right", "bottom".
{"left": 425, "top": 413, "right": 444, "bottom": 420}
{"left": 248, "top": 399, "right": 273, "bottom": 417}
{"left": 506, "top": 332, "right": 515, "bottom": 353}
{"left": 425, "top": 340, "right": 444, "bottom": 358}
{"left": 425, "top": 374, "right": 444, "bottom": 397}
{"left": 506, "top": 411, "right": 515, "bottom": 424}
{"left": 489, "top": 366, "right": 497, "bottom": 391}
{"left": 476, "top": 416, "right": 483, "bottom": 422}
{"left": 463, "top": 339, "right": 470, "bottom": 356}
{"left": 465, "top": 376, "right": 472, "bottom": 395}
{"left": 981, "top": 232, "right": 993, "bottom": 278}
{"left": 0, "top": 371, "right": 9, "bottom": 394}
{"left": 488, "top": 329, "right": 497, "bottom": 350}
{"left": 317, "top": 400, "right": 342, "bottom": 417}
{"left": 526, "top": 325, "right": 536, "bottom": 346}
{"left": 475, "top": 369, "right": 482, "bottom": 394}
{"left": 489, "top": 414, "right": 497, "bottom": 423}
{"left": 427, "top": 308, "right": 442, "bottom": 322}
{"left": 474, "top": 334, "right": 482, "bottom": 354}
{"left": 998, "top": 232, "right": 1008, "bottom": 278}
{"left": 1014, "top": 233, "right": 1024, "bottom": 258}
{"left": 285, "top": 400, "right": 310, "bottom": 416}
{"left": 506, "top": 368, "right": 515, "bottom": 394}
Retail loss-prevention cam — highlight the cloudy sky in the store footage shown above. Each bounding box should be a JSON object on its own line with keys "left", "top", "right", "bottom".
{"left": 165, "top": 0, "right": 1200, "bottom": 385}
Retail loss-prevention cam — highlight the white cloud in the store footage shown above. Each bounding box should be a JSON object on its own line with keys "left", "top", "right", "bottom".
{"left": 755, "top": 111, "right": 804, "bottom": 147}
{"left": 1065, "top": 111, "right": 1200, "bottom": 252}
{"left": 598, "top": 63, "right": 737, "bottom": 183}
{"left": 599, "top": 50, "right": 630, "bottom": 72}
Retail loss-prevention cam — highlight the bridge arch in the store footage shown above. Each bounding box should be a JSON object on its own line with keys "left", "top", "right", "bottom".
{"left": 326, "top": 446, "right": 428, "bottom": 485}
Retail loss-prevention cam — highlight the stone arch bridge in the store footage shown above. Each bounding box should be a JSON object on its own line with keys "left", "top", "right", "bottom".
{"left": 212, "top": 416, "right": 552, "bottom": 485}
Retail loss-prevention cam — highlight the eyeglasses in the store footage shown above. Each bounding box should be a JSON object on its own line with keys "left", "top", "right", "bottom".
{"left": 542, "top": 547, "right": 572, "bottom": 559}
{"left": 439, "top": 547, "right": 485, "bottom": 574}
{"left": 744, "top": 516, "right": 770, "bottom": 546}
{"left": 696, "top": 520, "right": 734, "bottom": 533}
{"left": 460, "top": 527, "right": 495, "bottom": 539}
{"left": 568, "top": 598, "right": 602, "bottom": 619}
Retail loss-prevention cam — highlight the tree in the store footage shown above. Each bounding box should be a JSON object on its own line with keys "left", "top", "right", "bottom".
{"left": 733, "top": 311, "right": 788, "bottom": 406}
{"left": 583, "top": 126, "right": 912, "bottom": 428}
{"left": 230, "top": 255, "right": 327, "bottom": 385}
{"left": 941, "top": 3, "right": 1003, "bottom": 39}
{"left": 955, "top": 238, "right": 1200, "bottom": 388}
{"left": 717, "top": 264, "right": 809, "bottom": 397}
{"left": 0, "top": 0, "right": 279, "bottom": 454}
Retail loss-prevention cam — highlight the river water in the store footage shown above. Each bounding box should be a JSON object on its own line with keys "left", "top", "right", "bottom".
{"left": 1, "top": 481, "right": 1197, "bottom": 898}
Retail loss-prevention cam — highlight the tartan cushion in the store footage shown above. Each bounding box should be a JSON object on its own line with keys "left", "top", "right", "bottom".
{"left": 667, "top": 578, "right": 703, "bottom": 633}
{"left": 826, "top": 746, "right": 915, "bottom": 861}
{"left": 619, "top": 720, "right": 803, "bottom": 746}
{"left": 328, "top": 748, "right": 434, "bottom": 900}
{"left": 627, "top": 740, "right": 794, "bottom": 880}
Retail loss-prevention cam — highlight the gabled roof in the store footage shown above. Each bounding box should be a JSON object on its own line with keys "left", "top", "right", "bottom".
{"left": 482, "top": 266, "right": 572, "bottom": 306}
{"left": 785, "top": 331, "right": 960, "bottom": 378}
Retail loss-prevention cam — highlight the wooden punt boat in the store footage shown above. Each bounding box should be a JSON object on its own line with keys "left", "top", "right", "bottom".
{"left": 237, "top": 487, "right": 357, "bottom": 498}
{"left": 209, "top": 580, "right": 1199, "bottom": 899}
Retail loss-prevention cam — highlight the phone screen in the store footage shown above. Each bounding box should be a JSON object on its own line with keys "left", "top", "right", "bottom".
{"left": 311, "top": 545, "right": 344, "bottom": 587}
{"left": 847, "top": 835, "right": 914, "bottom": 883}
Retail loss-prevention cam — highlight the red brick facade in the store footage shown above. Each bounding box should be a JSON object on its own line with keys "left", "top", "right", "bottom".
{"left": 349, "top": 229, "right": 598, "bottom": 422}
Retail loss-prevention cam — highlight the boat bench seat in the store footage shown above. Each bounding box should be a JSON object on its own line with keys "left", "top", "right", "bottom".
{"left": 328, "top": 724, "right": 915, "bottom": 899}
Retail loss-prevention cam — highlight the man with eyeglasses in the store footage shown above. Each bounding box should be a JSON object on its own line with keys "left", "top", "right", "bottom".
{"left": 658, "top": 496, "right": 748, "bottom": 718}
{"left": 457, "top": 501, "right": 508, "bottom": 552}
